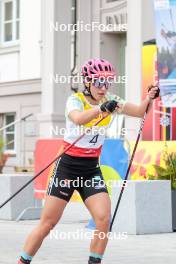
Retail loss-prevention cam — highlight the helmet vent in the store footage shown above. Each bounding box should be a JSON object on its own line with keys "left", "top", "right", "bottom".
{"left": 81, "top": 58, "right": 115, "bottom": 78}
{"left": 98, "top": 64, "right": 103, "bottom": 71}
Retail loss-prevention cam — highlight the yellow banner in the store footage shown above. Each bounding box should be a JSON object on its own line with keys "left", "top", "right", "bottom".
{"left": 130, "top": 141, "right": 176, "bottom": 180}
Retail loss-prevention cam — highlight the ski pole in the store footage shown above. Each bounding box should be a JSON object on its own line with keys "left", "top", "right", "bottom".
{"left": 0, "top": 113, "right": 109, "bottom": 209}
{"left": 110, "top": 102, "right": 151, "bottom": 232}
{"left": 0, "top": 113, "right": 33, "bottom": 132}
{"left": 110, "top": 83, "right": 160, "bottom": 232}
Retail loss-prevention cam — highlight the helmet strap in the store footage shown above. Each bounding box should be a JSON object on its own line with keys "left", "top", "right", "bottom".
{"left": 83, "top": 82, "right": 97, "bottom": 101}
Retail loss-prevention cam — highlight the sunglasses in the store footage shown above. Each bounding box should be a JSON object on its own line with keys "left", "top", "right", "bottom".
{"left": 93, "top": 78, "right": 112, "bottom": 89}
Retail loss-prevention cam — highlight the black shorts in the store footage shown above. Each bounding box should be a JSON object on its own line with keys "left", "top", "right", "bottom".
{"left": 47, "top": 154, "right": 108, "bottom": 202}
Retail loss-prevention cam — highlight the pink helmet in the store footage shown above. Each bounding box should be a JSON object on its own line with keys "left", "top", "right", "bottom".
{"left": 81, "top": 58, "right": 116, "bottom": 79}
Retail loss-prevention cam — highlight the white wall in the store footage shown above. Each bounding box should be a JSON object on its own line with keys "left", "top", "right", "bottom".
{"left": 38, "top": 0, "right": 72, "bottom": 138}
{"left": 125, "top": 0, "right": 143, "bottom": 140}
{"left": 142, "top": 0, "right": 155, "bottom": 43}
{"left": 0, "top": 0, "right": 41, "bottom": 83}
{"left": 0, "top": 79, "right": 41, "bottom": 171}
{"left": 19, "top": 0, "right": 41, "bottom": 80}
{"left": 0, "top": 52, "right": 19, "bottom": 82}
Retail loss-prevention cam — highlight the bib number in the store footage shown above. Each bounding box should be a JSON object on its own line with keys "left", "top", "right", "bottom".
{"left": 89, "top": 134, "right": 99, "bottom": 145}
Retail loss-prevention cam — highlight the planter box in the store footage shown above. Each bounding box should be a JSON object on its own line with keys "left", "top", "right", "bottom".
{"left": 111, "top": 180, "right": 172, "bottom": 234}
{"left": 0, "top": 174, "right": 42, "bottom": 220}
{"left": 172, "top": 190, "right": 176, "bottom": 231}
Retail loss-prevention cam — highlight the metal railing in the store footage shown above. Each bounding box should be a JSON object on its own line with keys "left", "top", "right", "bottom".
{"left": 0, "top": 113, "right": 33, "bottom": 133}
{"left": 0, "top": 113, "right": 34, "bottom": 169}
{"left": 0, "top": 113, "right": 43, "bottom": 220}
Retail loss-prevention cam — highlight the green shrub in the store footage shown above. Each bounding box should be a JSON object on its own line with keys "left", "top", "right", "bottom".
{"left": 148, "top": 152, "right": 176, "bottom": 190}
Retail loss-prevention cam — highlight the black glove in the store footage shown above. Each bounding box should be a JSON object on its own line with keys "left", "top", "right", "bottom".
{"left": 148, "top": 85, "right": 160, "bottom": 99}
{"left": 100, "top": 100, "right": 118, "bottom": 113}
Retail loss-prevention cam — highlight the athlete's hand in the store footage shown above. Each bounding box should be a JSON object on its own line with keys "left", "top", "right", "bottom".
{"left": 147, "top": 85, "right": 160, "bottom": 100}
{"left": 100, "top": 100, "right": 119, "bottom": 113}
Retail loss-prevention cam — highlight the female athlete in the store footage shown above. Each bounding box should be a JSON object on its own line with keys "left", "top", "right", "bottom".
{"left": 18, "top": 58, "right": 159, "bottom": 264}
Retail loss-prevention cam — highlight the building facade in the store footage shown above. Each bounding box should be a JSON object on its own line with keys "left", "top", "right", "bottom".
{"left": 0, "top": 0, "right": 155, "bottom": 171}
{"left": 0, "top": 0, "right": 41, "bottom": 171}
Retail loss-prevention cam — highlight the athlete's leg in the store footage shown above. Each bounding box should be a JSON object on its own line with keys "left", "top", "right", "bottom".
{"left": 85, "top": 193, "right": 111, "bottom": 262}
{"left": 22, "top": 195, "right": 67, "bottom": 256}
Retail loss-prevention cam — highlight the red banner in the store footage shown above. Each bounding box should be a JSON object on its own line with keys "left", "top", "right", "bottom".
{"left": 34, "top": 139, "right": 63, "bottom": 199}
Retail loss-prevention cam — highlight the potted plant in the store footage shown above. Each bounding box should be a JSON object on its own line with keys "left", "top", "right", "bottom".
{"left": 148, "top": 151, "right": 176, "bottom": 231}
{"left": 0, "top": 137, "right": 8, "bottom": 174}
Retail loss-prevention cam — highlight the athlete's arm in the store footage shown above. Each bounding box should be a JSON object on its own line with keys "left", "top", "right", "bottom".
{"left": 69, "top": 100, "right": 118, "bottom": 125}
{"left": 69, "top": 108, "right": 101, "bottom": 125}
{"left": 122, "top": 98, "right": 152, "bottom": 118}
{"left": 122, "top": 85, "right": 159, "bottom": 118}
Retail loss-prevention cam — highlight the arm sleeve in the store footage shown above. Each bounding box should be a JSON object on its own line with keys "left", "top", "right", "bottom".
{"left": 106, "top": 92, "right": 127, "bottom": 114}
{"left": 65, "top": 95, "right": 84, "bottom": 117}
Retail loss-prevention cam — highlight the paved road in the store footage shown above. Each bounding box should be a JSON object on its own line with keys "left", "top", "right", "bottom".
{"left": 0, "top": 220, "right": 176, "bottom": 264}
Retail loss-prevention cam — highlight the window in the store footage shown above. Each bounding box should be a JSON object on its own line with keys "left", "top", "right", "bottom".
{"left": 1, "top": 0, "right": 20, "bottom": 45}
{"left": 4, "top": 113, "right": 15, "bottom": 151}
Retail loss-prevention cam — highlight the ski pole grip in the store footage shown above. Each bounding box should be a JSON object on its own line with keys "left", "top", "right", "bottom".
{"left": 148, "top": 85, "right": 160, "bottom": 99}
